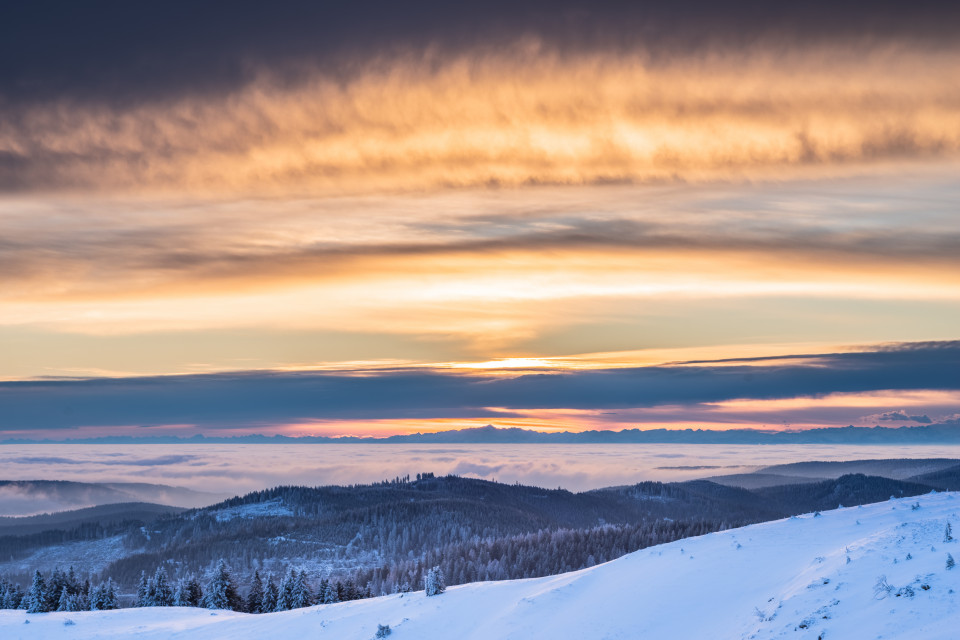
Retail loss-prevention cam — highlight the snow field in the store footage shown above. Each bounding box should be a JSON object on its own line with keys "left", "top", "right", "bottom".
{"left": 2, "top": 492, "right": 959, "bottom": 639}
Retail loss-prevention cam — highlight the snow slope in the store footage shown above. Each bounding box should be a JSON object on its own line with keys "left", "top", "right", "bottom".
{"left": 3, "top": 492, "right": 960, "bottom": 640}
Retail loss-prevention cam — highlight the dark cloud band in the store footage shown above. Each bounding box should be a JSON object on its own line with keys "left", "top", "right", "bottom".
{"left": 3, "top": 1, "right": 959, "bottom": 104}
{"left": 1, "top": 341, "right": 958, "bottom": 430}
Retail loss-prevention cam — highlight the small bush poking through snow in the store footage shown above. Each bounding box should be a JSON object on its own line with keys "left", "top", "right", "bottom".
{"left": 947, "top": 554, "right": 956, "bottom": 570}
{"left": 375, "top": 623, "right": 392, "bottom": 638}
{"left": 873, "top": 576, "right": 894, "bottom": 600}
{"left": 895, "top": 586, "right": 915, "bottom": 598}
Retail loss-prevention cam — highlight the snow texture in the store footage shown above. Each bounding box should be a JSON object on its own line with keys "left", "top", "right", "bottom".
{"left": 2, "top": 492, "right": 960, "bottom": 639}
{"left": 210, "top": 498, "right": 293, "bottom": 522}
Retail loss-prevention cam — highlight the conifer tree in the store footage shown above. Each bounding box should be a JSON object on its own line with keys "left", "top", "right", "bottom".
{"left": 89, "top": 583, "right": 106, "bottom": 611}
{"left": 152, "top": 567, "right": 174, "bottom": 606}
{"left": 185, "top": 578, "right": 203, "bottom": 607}
{"left": 275, "top": 570, "right": 293, "bottom": 611}
{"left": 136, "top": 571, "right": 149, "bottom": 607}
{"left": 45, "top": 567, "right": 67, "bottom": 611}
{"left": 12, "top": 584, "right": 24, "bottom": 609}
{"left": 57, "top": 586, "right": 73, "bottom": 612}
{"left": 262, "top": 577, "right": 279, "bottom": 612}
{"left": 203, "top": 560, "right": 239, "bottom": 610}
{"left": 291, "top": 570, "right": 312, "bottom": 609}
{"left": 317, "top": 578, "right": 334, "bottom": 604}
{"left": 424, "top": 566, "right": 446, "bottom": 596}
{"left": 247, "top": 570, "right": 265, "bottom": 613}
{"left": 173, "top": 581, "right": 187, "bottom": 607}
{"left": 102, "top": 579, "right": 119, "bottom": 610}
{"left": 26, "top": 570, "right": 47, "bottom": 613}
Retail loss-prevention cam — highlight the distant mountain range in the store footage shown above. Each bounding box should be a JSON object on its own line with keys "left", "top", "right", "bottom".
{"left": 0, "top": 480, "right": 230, "bottom": 517}
{"left": 4, "top": 422, "right": 960, "bottom": 445}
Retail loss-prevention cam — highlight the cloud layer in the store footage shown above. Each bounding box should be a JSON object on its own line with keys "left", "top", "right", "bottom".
{"left": 3, "top": 46, "right": 960, "bottom": 195}
{"left": 1, "top": 341, "right": 958, "bottom": 433}
{"left": 2, "top": 1, "right": 958, "bottom": 427}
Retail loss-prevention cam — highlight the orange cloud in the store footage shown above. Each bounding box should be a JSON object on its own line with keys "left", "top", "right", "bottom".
{"left": 3, "top": 44, "right": 960, "bottom": 196}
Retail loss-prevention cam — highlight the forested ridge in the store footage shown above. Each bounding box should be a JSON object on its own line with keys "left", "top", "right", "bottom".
{"left": 0, "top": 471, "right": 943, "bottom": 608}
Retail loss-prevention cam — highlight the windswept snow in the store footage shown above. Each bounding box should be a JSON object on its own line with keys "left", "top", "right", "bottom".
{"left": 3, "top": 493, "right": 960, "bottom": 639}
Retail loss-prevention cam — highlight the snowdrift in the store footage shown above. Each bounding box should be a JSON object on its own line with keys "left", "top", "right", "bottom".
{"left": 3, "top": 492, "right": 960, "bottom": 639}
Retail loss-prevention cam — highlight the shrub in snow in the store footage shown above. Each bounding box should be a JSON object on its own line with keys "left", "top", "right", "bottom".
{"left": 894, "top": 585, "right": 915, "bottom": 598}
{"left": 424, "top": 566, "right": 446, "bottom": 596}
{"left": 873, "top": 576, "right": 893, "bottom": 600}
{"left": 945, "top": 522, "right": 954, "bottom": 543}
{"left": 376, "top": 623, "right": 393, "bottom": 638}
{"left": 947, "top": 554, "right": 956, "bottom": 570}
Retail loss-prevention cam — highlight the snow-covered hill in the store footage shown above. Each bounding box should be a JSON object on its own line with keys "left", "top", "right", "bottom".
{"left": 3, "top": 492, "right": 959, "bottom": 639}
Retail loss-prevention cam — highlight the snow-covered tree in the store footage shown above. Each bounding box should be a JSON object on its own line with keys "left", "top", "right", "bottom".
{"left": 26, "top": 570, "right": 48, "bottom": 613}
{"left": 173, "top": 581, "right": 187, "bottom": 607}
{"left": 424, "top": 566, "right": 445, "bottom": 596}
{"left": 246, "top": 570, "right": 265, "bottom": 613}
{"left": 89, "top": 579, "right": 118, "bottom": 611}
{"left": 290, "top": 570, "right": 312, "bottom": 609}
{"left": 203, "top": 560, "right": 240, "bottom": 610}
{"left": 275, "top": 571, "right": 292, "bottom": 611}
{"left": 947, "top": 553, "right": 956, "bottom": 570}
{"left": 57, "top": 587, "right": 71, "bottom": 612}
{"left": 945, "top": 522, "right": 954, "bottom": 543}
{"left": 316, "top": 578, "right": 334, "bottom": 605}
{"left": 136, "top": 571, "right": 149, "bottom": 607}
{"left": 152, "top": 567, "right": 174, "bottom": 606}
{"left": 185, "top": 578, "right": 203, "bottom": 607}
{"left": 262, "top": 577, "right": 279, "bottom": 612}
{"left": 1, "top": 583, "right": 23, "bottom": 609}
{"left": 45, "top": 568, "right": 68, "bottom": 612}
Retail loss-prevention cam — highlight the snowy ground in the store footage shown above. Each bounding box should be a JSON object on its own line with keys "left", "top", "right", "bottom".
{"left": 208, "top": 498, "right": 293, "bottom": 522}
{"left": 3, "top": 492, "right": 959, "bottom": 639}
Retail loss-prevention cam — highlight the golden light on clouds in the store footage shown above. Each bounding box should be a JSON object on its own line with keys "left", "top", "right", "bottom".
{"left": 3, "top": 27, "right": 960, "bottom": 439}
{"left": 3, "top": 45, "right": 960, "bottom": 196}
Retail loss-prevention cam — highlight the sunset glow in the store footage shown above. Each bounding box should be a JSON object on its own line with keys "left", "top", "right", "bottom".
{"left": 2, "top": 2, "right": 959, "bottom": 439}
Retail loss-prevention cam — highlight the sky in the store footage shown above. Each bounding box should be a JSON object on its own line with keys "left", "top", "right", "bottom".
{"left": 1, "top": 1, "right": 959, "bottom": 438}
